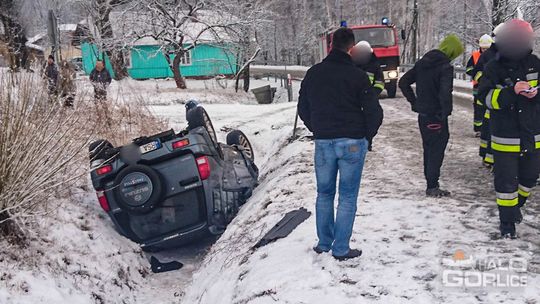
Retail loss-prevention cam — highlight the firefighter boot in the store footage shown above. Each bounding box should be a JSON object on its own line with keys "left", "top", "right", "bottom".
{"left": 515, "top": 195, "right": 528, "bottom": 224}
{"left": 498, "top": 206, "right": 520, "bottom": 239}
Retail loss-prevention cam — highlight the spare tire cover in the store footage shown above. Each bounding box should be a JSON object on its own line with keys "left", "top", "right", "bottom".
{"left": 114, "top": 165, "right": 162, "bottom": 214}
{"left": 119, "top": 172, "right": 153, "bottom": 207}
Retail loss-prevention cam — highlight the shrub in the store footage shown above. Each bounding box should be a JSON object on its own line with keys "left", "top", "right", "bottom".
{"left": 0, "top": 70, "right": 166, "bottom": 242}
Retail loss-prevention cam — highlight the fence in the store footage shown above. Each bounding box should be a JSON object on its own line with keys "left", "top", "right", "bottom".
{"left": 252, "top": 63, "right": 470, "bottom": 82}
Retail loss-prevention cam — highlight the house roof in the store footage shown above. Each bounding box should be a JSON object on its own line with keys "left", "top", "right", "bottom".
{"left": 107, "top": 9, "right": 235, "bottom": 46}
{"left": 25, "top": 33, "right": 46, "bottom": 51}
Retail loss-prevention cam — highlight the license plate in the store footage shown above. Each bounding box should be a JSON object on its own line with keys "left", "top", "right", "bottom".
{"left": 140, "top": 140, "right": 162, "bottom": 154}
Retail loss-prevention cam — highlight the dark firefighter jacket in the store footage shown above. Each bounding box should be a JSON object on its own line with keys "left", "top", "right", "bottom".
{"left": 356, "top": 54, "right": 385, "bottom": 94}
{"left": 398, "top": 49, "right": 454, "bottom": 117}
{"left": 471, "top": 44, "right": 498, "bottom": 85}
{"left": 477, "top": 52, "right": 540, "bottom": 153}
{"left": 298, "top": 49, "right": 383, "bottom": 140}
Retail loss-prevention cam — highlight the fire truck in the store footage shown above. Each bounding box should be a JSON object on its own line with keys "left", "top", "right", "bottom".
{"left": 319, "top": 18, "right": 402, "bottom": 98}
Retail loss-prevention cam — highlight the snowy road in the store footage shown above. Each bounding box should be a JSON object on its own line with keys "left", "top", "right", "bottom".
{"left": 146, "top": 93, "right": 540, "bottom": 303}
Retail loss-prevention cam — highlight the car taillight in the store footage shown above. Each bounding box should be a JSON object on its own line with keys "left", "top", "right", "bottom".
{"left": 96, "top": 191, "right": 110, "bottom": 212}
{"left": 96, "top": 164, "right": 112, "bottom": 175}
{"left": 196, "top": 156, "right": 211, "bottom": 180}
{"left": 172, "top": 139, "right": 190, "bottom": 150}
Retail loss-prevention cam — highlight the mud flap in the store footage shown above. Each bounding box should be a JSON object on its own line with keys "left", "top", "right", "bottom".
{"left": 252, "top": 208, "right": 311, "bottom": 249}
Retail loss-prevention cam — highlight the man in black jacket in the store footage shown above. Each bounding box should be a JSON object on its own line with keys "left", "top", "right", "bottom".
{"left": 399, "top": 34, "right": 464, "bottom": 198}
{"left": 298, "top": 27, "right": 383, "bottom": 261}
{"left": 89, "top": 60, "right": 112, "bottom": 102}
{"left": 477, "top": 19, "right": 540, "bottom": 239}
{"left": 43, "top": 55, "right": 59, "bottom": 100}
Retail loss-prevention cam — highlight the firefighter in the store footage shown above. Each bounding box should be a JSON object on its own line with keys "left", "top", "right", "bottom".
{"left": 351, "top": 40, "right": 384, "bottom": 151}
{"left": 477, "top": 19, "right": 540, "bottom": 239}
{"left": 466, "top": 34, "right": 493, "bottom": 136}
{"left": 472, "top": 24, "right": 505, "bottom": 166}
{"left": 399, "top": 34, "right": 464, "bottom": 197}
{"left": 351, "top": 41, "right": 385, "bottom": 95}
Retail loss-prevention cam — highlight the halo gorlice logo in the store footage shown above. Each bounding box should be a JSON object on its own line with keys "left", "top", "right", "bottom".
{"left": 441, "top": 244, "right": 528, "bottom": 289}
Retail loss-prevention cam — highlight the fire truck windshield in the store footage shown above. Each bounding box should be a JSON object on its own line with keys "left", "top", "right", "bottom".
{"left": 353, "top": 28, "right": 396, "bottom": 48}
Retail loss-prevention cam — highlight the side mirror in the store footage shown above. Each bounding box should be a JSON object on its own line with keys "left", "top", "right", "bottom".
{"left": 401, "top": 29, "right": 407, "bottom": 40}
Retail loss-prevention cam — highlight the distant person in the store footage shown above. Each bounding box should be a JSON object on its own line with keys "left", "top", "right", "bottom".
{"left": 298, "top": 27, "right": 383, "bottom": 261}
{"left": 43, "top": 55, "right": 59, "bottom": 100}
{"left": 89, "top": 60, "right": 112, "bottom": 102}
{"left": 351, "top": 40, "right": 385, "bottom": 151}
{"left": 466, "top": 34, "right": 493, "bottom": 136}
{"left": 399, "top": 34, "right": 464, "bottom": 198}
{"left": 59, "top": 60, "right": 77, "bottom": 107}
{"left": 477, "top": 19, "right": 540, "bottom": 239}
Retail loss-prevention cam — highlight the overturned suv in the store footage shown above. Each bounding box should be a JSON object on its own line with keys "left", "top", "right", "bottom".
{"left": 89, "top": 101, "right": 258, "bottom": 251}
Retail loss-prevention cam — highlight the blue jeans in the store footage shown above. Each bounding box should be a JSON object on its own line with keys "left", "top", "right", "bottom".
{"left": 315, "top": 138, "right": 368, "bottom": 256}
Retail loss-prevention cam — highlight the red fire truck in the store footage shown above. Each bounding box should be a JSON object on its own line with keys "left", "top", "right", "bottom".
{"left": 319, "top": 19, "right": 402, "bottom": 98}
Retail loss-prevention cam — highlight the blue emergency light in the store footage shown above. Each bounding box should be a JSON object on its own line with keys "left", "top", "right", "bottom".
{"left": 340, "top": 20, "right": 347, "bottom": 27}
{"left": 382, "top": 17, "right": 390, "bottom": 25}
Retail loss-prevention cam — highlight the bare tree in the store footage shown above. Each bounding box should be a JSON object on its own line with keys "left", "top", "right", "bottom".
{"left": 78, "top": 0, "right": 131, "bottom": 80}
{"left": 124, "top": 0, "right": 256, "bottom": 89}
{"left": 0, "top": 0, "right": 29, "bottom": 71}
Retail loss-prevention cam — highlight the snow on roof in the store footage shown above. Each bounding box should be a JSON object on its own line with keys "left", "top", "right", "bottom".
{"left": 108, "top": 9, "right": 235, "bottom": 46}
{"left": 58, "top": 24, "right": 78, "bottom": 32}
{"left": 25, "top": 42, "right": 44, "bottom": 52}
{"left": 27, "top": 33, "right": 46, "bottom": 44}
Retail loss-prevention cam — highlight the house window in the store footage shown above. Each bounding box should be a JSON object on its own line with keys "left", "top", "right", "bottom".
{"left": 179, "top": 50, "right": 192, "bottom": 66}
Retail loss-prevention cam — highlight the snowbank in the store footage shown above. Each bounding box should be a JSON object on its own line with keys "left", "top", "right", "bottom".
{"left": 0, "top": 187, "right": 151, "bottom": 304}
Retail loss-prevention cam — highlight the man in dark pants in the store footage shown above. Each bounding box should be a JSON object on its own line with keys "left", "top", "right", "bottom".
{"left": 43, "top": 55, "right": 59, "bottom": 101}
{"left": 89, "top": 60, "right": 112, "bottom": 102}
{"left": 399, "top": 34, "right": 464, "bottom": 197}
{"left": 298, "top": 28, "right": 383, "bottom": 261}
{"left": 477, "top": 19, "right": 540, "bottom": 238}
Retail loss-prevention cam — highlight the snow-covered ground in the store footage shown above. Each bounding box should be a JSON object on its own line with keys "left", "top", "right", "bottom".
{"left": 2, "top": 75, "right": 539, "bottom": 304}
{"left": 179, "top": 93, "right": 540, "bottom": 303}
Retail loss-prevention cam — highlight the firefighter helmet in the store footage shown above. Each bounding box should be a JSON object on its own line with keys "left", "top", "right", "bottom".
{"left": 479, "top": 34, "right": 494, "bottom": 49}
{"left": 354, "top": 41, "right": 373, "bottom": 53}
{"left": 492, "top": 23, "right": 505, "bottom": 37}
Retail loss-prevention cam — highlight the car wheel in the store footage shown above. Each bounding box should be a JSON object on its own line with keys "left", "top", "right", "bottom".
{"left": 386, "top": 81, "right": 397, "bottom": 98}
{"left": 113, "top": 165, "right": 163, "bottom": 215}
{"left": 226, "top": 130, "right": 255, "bottom": 162}
{"left": 186, "top": 106, "right": 222, "bottom": 158}
{"left": 89, "top": 139, "right": 114, "bottom": 161}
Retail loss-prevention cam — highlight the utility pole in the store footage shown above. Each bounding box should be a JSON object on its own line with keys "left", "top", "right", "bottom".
{"left": 411, "top": 0, "right": 418, "bottom": 61}
{"left": 47, "top": 10, "right": 60, "bottom": 62}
